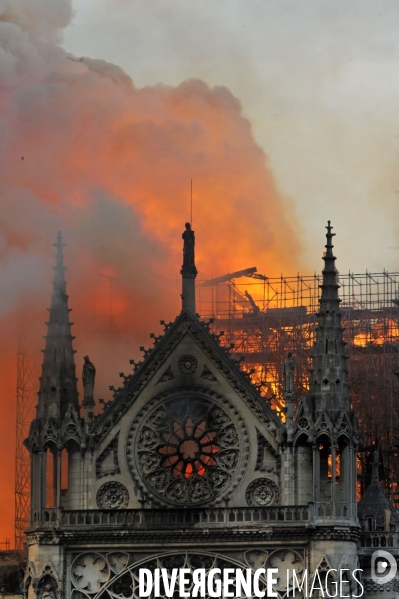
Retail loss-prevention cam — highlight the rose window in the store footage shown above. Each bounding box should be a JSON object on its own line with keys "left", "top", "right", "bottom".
{"left": 127, "top": 391, "right": 248, "bottom": 506}
{"left": 157, "top": 418, "right": 220, "bottom": 479}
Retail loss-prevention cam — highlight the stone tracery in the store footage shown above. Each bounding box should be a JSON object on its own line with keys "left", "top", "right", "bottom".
{"left": 157, "top": 417, "right": 220, "bottom": 478}
{"left": 96, "top": 482, "right": 129, "bottom": 509}
{"left": 70, "top": 552, "right": 274, "bottom": 599}
{"left": 245, "top": 478, "right": 280, "bottom": 506}
{"left": 127, "top": 390, "right": 248, "bottom": 506}
{"left": 69, "top": 551, "right": 306, "bottom": 599}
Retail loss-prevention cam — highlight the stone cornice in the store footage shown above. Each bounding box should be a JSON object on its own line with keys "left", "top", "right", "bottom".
{"left": 26, "top": 523, "right": 360, "bottom": 547}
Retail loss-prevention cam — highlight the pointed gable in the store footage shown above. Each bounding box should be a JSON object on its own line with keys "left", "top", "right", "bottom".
{"left": 92, "top": 310, "right": 281, "bottom": 446}
{"left": 89, "top": 309, "right": 283, "bottom": 509}
{"left": 88, "top": 222, "right": 284, "bottom": 509}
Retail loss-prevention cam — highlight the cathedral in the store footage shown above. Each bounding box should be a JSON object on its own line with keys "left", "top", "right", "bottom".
{"left": 23, "top": 223, "right": 399, "bottom": 598}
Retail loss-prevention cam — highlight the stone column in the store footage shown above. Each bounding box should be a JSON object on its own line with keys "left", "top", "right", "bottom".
{"left": 182, "top": 273, "right": 197, "bottom": 314}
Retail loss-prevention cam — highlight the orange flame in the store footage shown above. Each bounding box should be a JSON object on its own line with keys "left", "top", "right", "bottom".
{"left": 0, "top": 7, "right": 303, "bottom": 544}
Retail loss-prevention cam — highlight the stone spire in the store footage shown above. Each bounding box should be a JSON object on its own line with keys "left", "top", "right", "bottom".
{"left": 358, "top": 450, "right": 397, "bottom": 530}
{"left": 36, "top": 232, "right": 79, "bottom": 421}
{"left": 180, "top": 222, "right": 197, "bottom": 314}
{"left": 310, "top": 221, "right": 350, "bottom": 416}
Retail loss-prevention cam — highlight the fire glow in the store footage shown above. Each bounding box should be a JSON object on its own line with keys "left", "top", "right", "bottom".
{"left": 0, "top": 0, "right": 301, "bottom": 544}
{"left": 157, "top": 419, "right": 220, "bottom": 479}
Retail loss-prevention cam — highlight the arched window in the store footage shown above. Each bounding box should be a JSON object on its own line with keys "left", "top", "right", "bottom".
{"left": 45, "top": 447, "right": 56, "bottom": 507}
{"left": 61, "top": 448, "right": 69, "bottom": 491}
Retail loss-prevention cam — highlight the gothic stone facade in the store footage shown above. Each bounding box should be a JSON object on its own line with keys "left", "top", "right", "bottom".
{"left": 23, "top": 226, "right": 399, "bottom": 598}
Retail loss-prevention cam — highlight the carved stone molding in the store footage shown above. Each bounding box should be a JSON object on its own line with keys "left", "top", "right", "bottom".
{"left": 177, "top": 354, "right": 198, "bottom": 375}
{"left": 200, "top": 365, "right": 218, "bottom": 382}
{"left": 92, "top": 314, "right": 281, "bottom": 446}
{"left": 69, "top": 550, "right": 308, "bottom": 599}
{"left": 71, "top": 552, "right": 110, "bottom": 594}
{"left": 246, "top": 478, "right": 279, "bottom": 506}
{"left": 156, "top": 366, "right": 175, "bottom": 384}
{"left": 266, "top": 549, "right": 304, "bottom": 594}
{"left": 96, "top": 482, "right": 129, "bottom": 509}
{"left": 255, "top": 428, "right": 278, "bottom": 472}
{"left": 96, "top": 432, "right": 120, "bottom": 479}
{"left": 70, "top": 551, "right": 266, "bottom": 599}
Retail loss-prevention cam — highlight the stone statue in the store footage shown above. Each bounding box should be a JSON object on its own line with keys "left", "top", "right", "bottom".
{"left": 42, "top": 584, "right": 56, "bottom": 599}
{"left": 182, "top": 222, "right": 195, "bottom": 269}
{"left": 283, "top": 352, "right": 295, "bottom": 394}
{"left": 82, "top": 355, "right": 96, "bottom": 404}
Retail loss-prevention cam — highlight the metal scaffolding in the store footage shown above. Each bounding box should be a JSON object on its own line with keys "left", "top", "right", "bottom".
{"left": 198, "top": 270, "right": 399, "bottom": 504}
{"left": 14, "top": 318, "right": 38, "bottom": 549}
{"left": 13, "top": 268, "right": 399, "bottom": 542}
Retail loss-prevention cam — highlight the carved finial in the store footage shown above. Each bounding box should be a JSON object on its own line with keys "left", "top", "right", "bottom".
{"left": 129, "top": 359, "right": 142, "bottom": 373}
{"left": 232, "top": 355, "right": 245, "bottom": 366}
{"left": 326, "top": 220, "right": 335, "bottom": 237}
{"left": 53, "top": 232, "right": 66, "bottom": 280}
{"left": 325, "top": 220, "right": 336, "bottom": 259}
{"left": 202, "top": 317, "right": 215, "bottom": 330}
{"left": 99, "top": 398, "right": 112, "bottom": 413}
{"left": 139, "top": 346, "right": 151, "bottom": 359}
{"left": 54, "top": 230, "right": 65, "bottom": 253}
{"left": 160, "top": 320, "right": 173, "bottom": 332}
{"left": 149, "top": 332, "right": 161, "bottom": 346}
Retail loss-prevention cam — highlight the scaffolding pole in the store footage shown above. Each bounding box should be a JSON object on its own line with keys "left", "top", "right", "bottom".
{"left": 14, "top": 317, "right": 38, "bottom": 549}
{"left": 198, "top": 270, "right": 399, "bottom": 503}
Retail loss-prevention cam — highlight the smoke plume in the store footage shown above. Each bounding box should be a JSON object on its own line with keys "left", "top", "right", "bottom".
{"left": 0, "top": 0, "right": 301, "bottom": 542}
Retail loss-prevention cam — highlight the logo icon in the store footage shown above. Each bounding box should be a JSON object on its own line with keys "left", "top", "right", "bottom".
{"left": 371, "top": 550, "right": 397, "bottom": 585}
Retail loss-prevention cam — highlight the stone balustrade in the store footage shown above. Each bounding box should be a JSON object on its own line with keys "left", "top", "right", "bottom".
{"left": 314, "top": 501, "right": 356, "bottom": 518}
{"left": 359, "top": 531, "right": 399, "bottom": 549}
{"left": 31, "top": 505, "right": 310, "bottom": 529}
{"left": 31, "top": 502, "right": 366, "bottom": 530}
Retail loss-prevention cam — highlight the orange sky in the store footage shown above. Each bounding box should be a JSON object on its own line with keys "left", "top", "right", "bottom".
{"left": 0, "top": 0, "right": 304, "bottom": 546}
